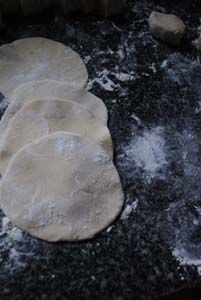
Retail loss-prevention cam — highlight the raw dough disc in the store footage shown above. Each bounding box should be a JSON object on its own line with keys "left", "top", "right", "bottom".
{"left": 0, "top": 99, "right": 113, "bottom": 175}
{"left": 0, "top": 80, "right": 108, "bottom": 143}
{"left": 0, "top": 79, "right": 108, "bottom": 143}
{"left": 0, "top": 131, "right": 124, "bottom": 242}
{"left": 11, "top": 79, "right": 108, "bottom": 123}
{"left": 0, "top": 37, "right": 88, "bottom": 98}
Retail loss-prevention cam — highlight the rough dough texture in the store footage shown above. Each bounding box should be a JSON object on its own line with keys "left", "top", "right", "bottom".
{"left": 0, "top": 99, "right": 113, "bottom": 174}
{"left": 0, "top": 37, "right": 88, "bottom": 98}
{"left": 0, "top": 132, "right": 124, "bottom": 242}
{"left": 11, "top": 79, "right": 108, "bottom": 124}
{"left": 148, "top": 11, "right": 185, "bottom": 46}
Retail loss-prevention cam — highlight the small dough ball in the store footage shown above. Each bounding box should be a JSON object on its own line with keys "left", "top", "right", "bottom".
{"left": 0, "top": 38, "right": 88, "bottom": 98}
{"left": 148, "top": 11, "right": 185, "bottom": 46}
{"left": 0, "top": 132, "right": 124, "bottom": 242}
{"left": 0, "top": 99, "right": 113, "bottom": 174}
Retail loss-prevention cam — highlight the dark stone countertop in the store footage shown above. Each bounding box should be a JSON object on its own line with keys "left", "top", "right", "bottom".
{"left": 1, "top": 1, "right": 201, "bottom": 299}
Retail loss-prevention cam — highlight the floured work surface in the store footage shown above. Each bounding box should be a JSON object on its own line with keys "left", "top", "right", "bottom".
{"left": 1, "top": 1, "right": 201, "bottom": 299}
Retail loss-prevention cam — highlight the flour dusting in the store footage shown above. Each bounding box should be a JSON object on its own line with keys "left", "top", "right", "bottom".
{"left": 119, "top": 126, "right": 167, "bottom": 180}
{"left": 161, "top": 54, "right": 201, "bottom": 103}
{"left": 158, "top": 124, "right": 201, "bottom": 278}
{"left": 0, "top": 214, "right": 42, "bottom": 277}
{"left": 114, "top": 72, "right": 135, "bottom": 82}
{"left": 173, "top": 247, "right": 201, "bottom": 267}
{"left": 0, "top": 216, "right": 24, "bottom": 274}
{"left": 87, "top": 70, "right": 117, "bottom": 91}
{"left": 121, "top": 199, "right": 138, "bottom": 220}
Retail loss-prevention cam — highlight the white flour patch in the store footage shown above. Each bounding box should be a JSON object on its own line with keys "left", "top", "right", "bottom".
{"left": 173, "top": 247, "right": 201, "bottom": 276}
{"left": 121, "top": 199, "right": 138, "bottom": 220}
{"left": 0, "top": 217, "right": 24, "bottom": 273}
{"left": 120, "top": 126, "right": 167, "bottom": 180}
{"left": 117, "top": 48, "right": 125, "bottom": 61}
{"left": 87, "top": 70, "right": 117, "bottom": 91}
{"left": 131, "top": 114, "right": 143, "bottom": 125}
{"left": 0, "top": 215, "right": 40, "bottom": 276}
{"left": 173, "top": 247, "right": 201, "bottom": 266}
{"left": 83, "top": 56, "right": 91, "bottom": 64}
{"left": 114, "top": 72, "right": 135, "bottom": 82}
{"left": 149, "top": 63, "right": 157, "bottom": 73}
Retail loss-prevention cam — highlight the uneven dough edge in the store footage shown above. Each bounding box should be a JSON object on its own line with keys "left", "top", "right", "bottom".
{"left": 0, "top": 98, "right": 113, "bottom": 175}
{"left": 0, "top": 37, "right": 88, "bottom": 98}
{"left": 0, "top": 132, "right": 124, "bottom": 242}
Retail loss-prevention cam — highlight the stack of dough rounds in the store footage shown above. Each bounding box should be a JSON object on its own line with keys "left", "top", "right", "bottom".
{"left": 0, "top": 37, "right": 88, "bottom": 97}
{"left": 0, "top": 99, "right": 113, "bottom": 174}
{"left": 0, "top": 37, "right": 124, "bottom": 242}
{"left": 0, "top": 79, "right": 108, "bottom": 141}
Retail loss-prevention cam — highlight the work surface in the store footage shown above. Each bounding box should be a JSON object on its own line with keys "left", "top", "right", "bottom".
{"left": 1, "top": 1, "right": 201, "bottom": 299}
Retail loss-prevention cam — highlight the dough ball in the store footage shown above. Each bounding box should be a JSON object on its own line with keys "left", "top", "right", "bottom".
{"left": 0, "top": 38, "right": 88, "bottom": 98}
{"left": 0, "top": 132, "right": 124, "bottom": 242}
{"left": 0, "top": 99, "right": 113, "bottom": 174}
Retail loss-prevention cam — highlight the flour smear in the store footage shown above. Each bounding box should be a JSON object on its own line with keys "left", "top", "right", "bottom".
{"left": 121, "top": 198, "right": 138, "bottom": 221}
{"left": 118, "top": 125, "right": 167, "bottom": 221}
{"left": 119, "top": 125, "right": 167, "bottom": 181}
{"left": 0, "top": 215, "right": 41, "bottom": 277}
{"left": 173, "top": 247, "right": 201, "bottom": 267}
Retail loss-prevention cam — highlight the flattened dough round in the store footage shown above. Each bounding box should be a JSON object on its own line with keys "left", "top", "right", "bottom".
{"left": 0, "top": 81, "right": 108, "bottom": 142}
{"left": 0, "top": 85, "right": 107, "bottom": 144}
{"left": 0, "top": 132, "right": 124, "bottom": 241}
{"left": 0, "top": 38, "right": 88, "bottom": 98}
{"left": 9, "top": 79, "right": 108, "bottom": 123}
{"left": 0, "top": 99, "right": 113, "bottom": 174}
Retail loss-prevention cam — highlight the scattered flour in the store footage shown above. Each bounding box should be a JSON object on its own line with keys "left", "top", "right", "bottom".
{"left": 88, "top": 68, "right": 135, "bottom": 91}
{"left": 9, "top": 227, "right": 23, "bottom": 242}
{"left": 0, "top": 215, "right": 41, "bottom": 277}
{"left": 117, "top": 48, "right": 125, "bottom": 61}
{"left": 87, "top": 46, "right": 137, "bottom": 92}
{"left": 121, "top": 199, "right": 138, "bottom": 220}
{"left": 1, "top": 216, "right": 11, "bottom": 231}
{"left": 131, "top": 114, "right": 142, "bottom": 125}
{"left": 83, "top": 56, "right": 91, "bottom": 64}
{"left": 120, "top": 126, "right": 167, "bottom": 180}
{"left": 149, "top": 63, "right": 157, "bottom": 73}
{"left": 161, "top": 54, "right": 201, "bottom": 102}
{"left": 87, "top": 70, "right": 116, "bottom": 91}
{"left": 173, "top": 247, "right": 201, "bottom": 271}
{"left": 106, "top": 226, "right": 113, "bottom": 233}
{"left": 114, "top": 72, "right": 135, "bottom": 82}
{"left": 0, "top": 217, "right": 24, "bottom": 274}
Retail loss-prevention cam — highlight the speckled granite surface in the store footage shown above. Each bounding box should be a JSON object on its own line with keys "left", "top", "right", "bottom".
{"left": 1, "top": 1, "right": 201, "bottom": 299}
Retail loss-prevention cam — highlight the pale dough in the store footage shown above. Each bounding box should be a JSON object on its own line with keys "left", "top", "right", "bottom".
{"left": 0, "top": 99, "right": 113, "bottom": 174}
{"left": 0, "top": 80, "right": 108, "bottom": 143}
{"left": 0, "top": 37, "right": 88, "bottom": 98}
{"left": 11, "top": 79, "right": 108, "bottom": 123}
{"left": 0, "top": 132, "right": 124, "bottom": 242}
